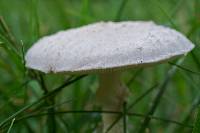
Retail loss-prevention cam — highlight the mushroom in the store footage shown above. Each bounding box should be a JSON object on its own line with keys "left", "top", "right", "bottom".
{"left": 25, "top": 21, "right": 194, "bottom": 133}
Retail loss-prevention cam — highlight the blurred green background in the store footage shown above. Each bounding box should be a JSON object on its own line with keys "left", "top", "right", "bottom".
{"left": 0, "top": 0, "right": 199, "bottom": 132}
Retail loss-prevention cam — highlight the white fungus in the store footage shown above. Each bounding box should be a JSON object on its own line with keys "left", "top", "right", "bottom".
{"left": 25, "top": 21, "right": 195, "bottom": 133}
{"left": 25, "top": 21, "right": 194, "bottom": 73}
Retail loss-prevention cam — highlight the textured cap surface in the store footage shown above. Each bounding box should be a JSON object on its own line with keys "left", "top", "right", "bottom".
{"left": 25, "top": 21, "right": 194, "bottom": 73}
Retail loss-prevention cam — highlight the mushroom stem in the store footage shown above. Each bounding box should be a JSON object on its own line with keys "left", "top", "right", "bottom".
{"left": 96, "top": 72, "right": 128, "bottom": 133}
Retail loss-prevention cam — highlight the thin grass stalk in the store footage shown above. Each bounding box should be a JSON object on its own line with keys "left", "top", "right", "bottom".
{"left": 138, "top": 58, "right": 185, "bottom": 133}
{"left": 0, "top": 16, "right": 18, "bottom": 49}
{"left": 13, "top": 110, "right": 193, "bottom": 129}
{"left": 123, "top": 102, "right": 127, "bottom": 133}
{"left": 115, "top": 0, "right": 129, "bottom": 21}
{"left": 0, "top": 75, "right": 86, "bottom": 129}
{"left": 6, "top": 118, "right": 15, "bottom": 133}
{"left": 192, "top": 106, "right": 200, "bottom": 133}
{"left": 105, "top": 84, "right": 158, "bottom": 132}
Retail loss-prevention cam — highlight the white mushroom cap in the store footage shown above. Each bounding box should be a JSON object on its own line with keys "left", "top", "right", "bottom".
{"left": 25, "top": 21, "right": 194, "bottom": 74}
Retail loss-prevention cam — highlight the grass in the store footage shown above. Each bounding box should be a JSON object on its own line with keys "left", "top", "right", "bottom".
{"left": 0, "top": 0, "right": 199, "bottom": 132}
{"left": 193, "top": 106, "right": 200, "bottom": 133}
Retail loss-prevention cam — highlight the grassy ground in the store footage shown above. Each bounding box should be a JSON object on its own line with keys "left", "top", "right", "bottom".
{"left": 0, "top": 0, "right": 199, "bottom": 132}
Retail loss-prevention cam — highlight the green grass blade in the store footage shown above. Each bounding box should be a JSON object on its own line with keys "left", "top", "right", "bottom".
{"left": 0, "top": 75, "right": 86, "bottom": 129}
{"left": 151, "top": 0, "right": 178, "bottom": 29}
{"left": 169, "top": 62, "right": 200, "bottom": 76}
{"left": 115, "top": 0, "right": 129, "bottom": 21}
{"left": 193, "top": 107, "right": 200, "bottom": 133}
{"left": 105, "top": 84, "right": 158, "bottom": 132}
{"left": 138, "top": 57, "right": 185, "bottom": 133}
{"left": 15, "top": 110, "right": 193, "bottom": 129}
{"left": 0, "top": 16, "right": 18, "bottom": 49}
{"left": 6, "top": 118, "right": 15, "bottom": 133}
{"left": 123, "top": 102, "right": 127, "bottom": 133}
{"left": 30, "top": 0, "right": 40, "bottom": 43}
{"left": 80, "top": 0, "right": 90, "bottom": 25}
